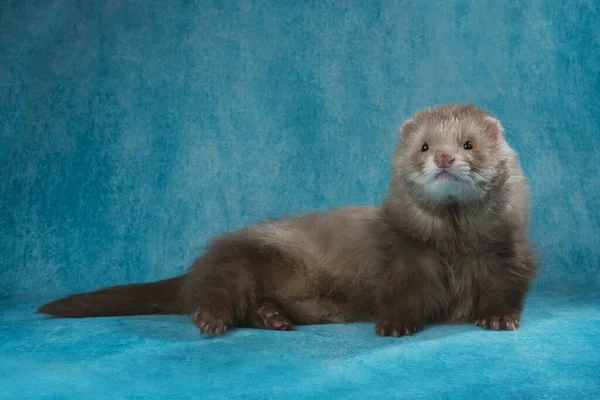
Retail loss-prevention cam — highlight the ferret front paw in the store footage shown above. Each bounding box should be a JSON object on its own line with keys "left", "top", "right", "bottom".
{"left": 475, "top": 314, "right": 520, "bottom": 331}
{"left": 193, "top": 307, "right": 229, "bottom": 335}
{"left": 375, "top": 319, "right": 421, "bottom": 337}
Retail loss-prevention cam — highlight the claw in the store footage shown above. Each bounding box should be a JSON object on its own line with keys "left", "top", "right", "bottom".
{"left": 490, "top": 318, "right": 499, "bottom": 330}
{"left": 477, "top": 315, "right": 520, "bottom": 331}
{"left": 375, "top": 319, "right": 421, "bottom": 337}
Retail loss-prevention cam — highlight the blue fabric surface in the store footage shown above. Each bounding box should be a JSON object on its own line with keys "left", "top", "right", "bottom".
{"left": 1, "top": 0, "right": 599, "bottom": 398}
{"left": 1, "top": 290, "right": 599, "bottom": 398}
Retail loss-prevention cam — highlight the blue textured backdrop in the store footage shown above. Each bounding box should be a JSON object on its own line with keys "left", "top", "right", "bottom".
{"left": 2, "top": 1, "right": 600, "bottom": 399}
{"left": 2, "top": 1, "right": 598, "bottom": 297}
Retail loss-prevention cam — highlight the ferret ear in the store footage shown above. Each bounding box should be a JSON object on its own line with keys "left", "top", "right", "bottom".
{"left": 484, "top": 117, "right": 503, "bottom": 142}
{"left": 400, "top": 118, "right": 418, "bottom": 141}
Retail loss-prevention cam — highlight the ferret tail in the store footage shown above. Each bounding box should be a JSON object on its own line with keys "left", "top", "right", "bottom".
{"left": 37, "top": 275, "right": 186, "bottom": 318}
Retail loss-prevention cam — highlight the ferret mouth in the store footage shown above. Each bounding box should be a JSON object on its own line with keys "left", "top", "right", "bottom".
{"left": 435, "top": 170, "right": 455, "bottom": 181}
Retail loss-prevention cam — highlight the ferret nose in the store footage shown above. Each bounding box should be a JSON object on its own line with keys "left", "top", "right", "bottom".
{"left": 434, "top": 152, "right": 455, "bottom": 168}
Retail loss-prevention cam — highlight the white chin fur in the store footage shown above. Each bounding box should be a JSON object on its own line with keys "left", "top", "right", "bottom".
{"left": 426, "top": 180, "right": 469, "bottom": 200}
{"left": 414, "top": 164, "right": 477, "bottom": 201}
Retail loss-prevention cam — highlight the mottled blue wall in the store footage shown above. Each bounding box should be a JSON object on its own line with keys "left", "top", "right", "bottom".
{"left": 1, "top": 0, "right": 599, "bottom": 296}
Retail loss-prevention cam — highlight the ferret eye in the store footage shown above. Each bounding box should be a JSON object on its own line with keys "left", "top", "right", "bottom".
{"left": 463, "top": 141, "right": 473, "bottom": 150}
{"left": 421, "top": 143, "right": 429, "bottom": 152}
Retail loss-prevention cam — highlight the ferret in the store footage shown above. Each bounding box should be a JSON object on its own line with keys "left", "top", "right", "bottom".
{"left": 38, "top": 104, "right": 538, "bottom": 337}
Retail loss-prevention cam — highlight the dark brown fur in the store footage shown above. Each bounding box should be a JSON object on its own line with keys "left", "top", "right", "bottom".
{"left": 38, "top": 104, "right": 538, "bottom": 337}
{"left": 37, "top": 276, "right": 185, "bottom": 317}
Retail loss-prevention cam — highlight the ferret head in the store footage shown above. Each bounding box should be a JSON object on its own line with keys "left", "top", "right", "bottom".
{"left": 393, "top": 104, "right": 505, "bottom": 203}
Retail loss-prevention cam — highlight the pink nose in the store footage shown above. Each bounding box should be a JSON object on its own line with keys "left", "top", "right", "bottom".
{"left": 434, "top": 152, "right": 455, "bottom": 168}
